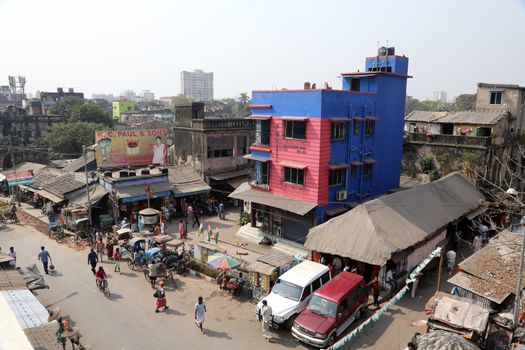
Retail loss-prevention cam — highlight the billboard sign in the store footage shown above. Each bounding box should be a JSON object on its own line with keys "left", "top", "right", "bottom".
{"left": 95, "top": 129, "right": 168, "bottom": 168}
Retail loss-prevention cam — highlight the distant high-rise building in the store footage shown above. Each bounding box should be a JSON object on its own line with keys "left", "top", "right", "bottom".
{"left": 181, "top": 69, "right": 213, "bottom": 102}
{"left": 142, "top": 90, "right": 155, "bottom": 102}
{"left": 121, "top": 90, "right": 136, "bottom": 101}
{"left": 432, "top": 90, "right": 447, "bottom": 103}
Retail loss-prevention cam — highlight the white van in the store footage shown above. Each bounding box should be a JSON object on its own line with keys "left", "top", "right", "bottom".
{"left": 256, "top": 260, "right": 331, "bottom": 329}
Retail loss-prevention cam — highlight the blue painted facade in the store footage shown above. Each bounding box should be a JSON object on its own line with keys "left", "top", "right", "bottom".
{"left": 249, "top": 51, "right": 410, "bottom": 229}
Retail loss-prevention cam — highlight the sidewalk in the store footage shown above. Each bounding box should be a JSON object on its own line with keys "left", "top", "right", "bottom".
{"left": 162, "top": 209, "right": 273, "bottom": 265}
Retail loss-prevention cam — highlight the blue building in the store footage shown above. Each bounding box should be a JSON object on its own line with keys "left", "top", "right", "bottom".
{"left": 232, "top": 47, "right": 411, "bottom": 243}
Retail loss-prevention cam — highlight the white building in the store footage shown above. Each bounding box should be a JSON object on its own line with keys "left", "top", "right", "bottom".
{"left": 142, "top": 90, "right": 155, "bottom": 102}
{"left": 432, "top": 90, "right": 447, "bottom": 103}
{"left": 181, "top": 69, "right": 213, "bottom": 102}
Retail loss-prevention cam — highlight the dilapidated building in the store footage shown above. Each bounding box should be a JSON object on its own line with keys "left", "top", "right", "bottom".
{"left": 403, "top": 82, "right": 525, "bottom": 186}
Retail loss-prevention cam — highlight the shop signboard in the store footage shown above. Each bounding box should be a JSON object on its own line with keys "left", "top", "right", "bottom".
{"left": 95, "top": 129, "right": 168, "bottom": 167}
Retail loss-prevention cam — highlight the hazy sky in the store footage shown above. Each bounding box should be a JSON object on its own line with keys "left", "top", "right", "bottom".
{"left": 1, "top": 0, "right": 524, "bottom": 101}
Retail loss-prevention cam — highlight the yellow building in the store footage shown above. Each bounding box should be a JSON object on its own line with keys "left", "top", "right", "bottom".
{"left": 112, "top": 100, "right": 137, "bottom": 120}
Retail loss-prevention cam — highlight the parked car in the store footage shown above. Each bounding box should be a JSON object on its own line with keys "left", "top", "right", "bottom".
{"left": 256, "top": 260, "right": 331, "bottom": 329}
{"left": 291, "top": 271, "right": 368, "bottom": 348}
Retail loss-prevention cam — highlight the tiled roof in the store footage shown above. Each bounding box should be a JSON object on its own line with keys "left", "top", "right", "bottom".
{"left": 168, "top": 164, "right": 203, "bottom": 184}
{"left": 437, "top": 109, "right": 509, "bottom": 125}
{"left": 1, "top": 162, "right": 47, "bottom": 176}
{"left": 63, "top": 153, "right": 95, "bottom": 172}
{"left": 44, "top": 172, "right": 86, "bottom": 196}
{"left": 30, "top": 167, "right": 66, "bottom": 190}
{"left": 405, "top": 109, "right": 509, "bottom": 125}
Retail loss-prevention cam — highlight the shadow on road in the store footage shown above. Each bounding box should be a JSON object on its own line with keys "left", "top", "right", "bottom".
{"left": 109, "top": 293, "right": 123, "bottom": 301}
{"left": 48, "top": 271, "right": 63, "bottom": 277}
{"left": 165, "top": 308, "right": 185, "bottom": 316}
{"left": 203, "top": 329, "right": 232, "bottom": 339}
{"left": 119, "top": 272, "right": 137, "bottom": 278}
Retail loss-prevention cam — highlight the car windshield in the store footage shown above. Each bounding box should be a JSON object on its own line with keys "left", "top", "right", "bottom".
{"left": 307, "top": 295, "right": 337, "bottom": 318}
{"left": 272, "top": 279, "right": 302, "bottom": 301}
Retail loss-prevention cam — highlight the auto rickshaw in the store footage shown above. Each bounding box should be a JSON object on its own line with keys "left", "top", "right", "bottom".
{"left": 66, "top": 218, "right": 90, "bottom": 233}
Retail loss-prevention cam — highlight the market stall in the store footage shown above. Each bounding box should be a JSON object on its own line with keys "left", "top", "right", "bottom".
{"left": 247, "top": 252, "right": 295, "bottom": 301}
{"left": 193, "top": 241, "right": 226, "bottom": 263}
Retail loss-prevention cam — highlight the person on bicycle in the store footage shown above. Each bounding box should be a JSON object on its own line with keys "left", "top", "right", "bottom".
{"left": 95, "top": 266, "right": 107, "bottom": 289}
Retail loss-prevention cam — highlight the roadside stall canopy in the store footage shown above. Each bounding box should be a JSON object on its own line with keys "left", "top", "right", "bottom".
{"left": 116, "top": 182, "right": 172, "bottom": 203}
{"left": 416, "top": 330, "right": 481, "bottom": 350}
{"left": 229, "top": 182, "right": 317, "bottom": 216}
{"left": 305, "top": 172, "right": 484, "bottom": 266}
{"left": 37, "top": 189, "right": 64, "bottom": 204}
{"left": 448, "top": 230, "right": 523, "bottom": 305}
{"left": 430, "top": 294, "right": 490, "bottom": 333}
{"left": 68, "top": 184, "right": 109, "bottom": 209}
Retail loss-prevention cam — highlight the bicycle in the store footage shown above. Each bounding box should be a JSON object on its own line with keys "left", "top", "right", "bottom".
{"left": 96, "top": 278, "right": 111, "bottom": 298}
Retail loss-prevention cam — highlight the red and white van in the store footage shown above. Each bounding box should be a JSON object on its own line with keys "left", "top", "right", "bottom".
{"left": 291, "top": 271, "right": 368, "bottom": 348}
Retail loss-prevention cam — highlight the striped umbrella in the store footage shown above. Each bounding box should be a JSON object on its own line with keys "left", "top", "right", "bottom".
{"left": 417, "top": 331, "right": 480, "bottom": 350}
{"left": 207, "top": 253, "right": 240, "bottom": 270}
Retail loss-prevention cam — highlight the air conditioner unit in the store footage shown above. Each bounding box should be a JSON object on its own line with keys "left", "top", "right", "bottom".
{"left": 336, "top": 191, "right": 347, "bottom": 201}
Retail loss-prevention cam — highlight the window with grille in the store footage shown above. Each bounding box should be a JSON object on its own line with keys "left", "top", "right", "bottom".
{"left": 284, "top": 167, "right": 305, "bottom": 185}
{"left": 285, "top": 121, "right": 306, "bottom": 139}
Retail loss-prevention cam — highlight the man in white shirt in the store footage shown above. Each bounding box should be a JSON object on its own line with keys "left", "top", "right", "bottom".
{"left": 8, "top": 246, "right": 16, "bottom": 268}
{"left": 261, "top": 300, "right": 273, "bottom": 341}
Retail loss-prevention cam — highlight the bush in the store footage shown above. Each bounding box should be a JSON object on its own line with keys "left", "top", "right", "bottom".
{"left": 189, "top": 258, "right": 219, "bottom": 279}
{"left": 240, "top": 212, "right": 250, "bottom": 226}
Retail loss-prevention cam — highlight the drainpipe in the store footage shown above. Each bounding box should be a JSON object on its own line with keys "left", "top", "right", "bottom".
{"left": 358, "top": 105, "right": 367, "bottom": 199}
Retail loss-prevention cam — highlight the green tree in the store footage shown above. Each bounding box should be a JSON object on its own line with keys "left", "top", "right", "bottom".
{"left": 239, "top": 92, "right": 250, "bottom": 106}
{"left": 46, "top": 122, "right": 100, "bottom": 158}
{"left": 70, "top": 102, "right": 113, "bottom": 127}
{"left": 453, "top": 94, "right": 477, "bottom": 111}
{"left": 171, "top": 94, "right": 193, "bottom": 108}
{"left": 49, "top": 96, "right": 83, "bottom": 119}
{"left": 405, "top": 96, "right": 421, "bottom": 115}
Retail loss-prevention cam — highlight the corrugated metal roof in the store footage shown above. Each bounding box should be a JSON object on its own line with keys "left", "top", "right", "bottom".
{"left": 62, "top": 153, "right": 95, "bottom": 172}
{"left": 229, "top": 182, "right": 317, "bottom": 216}
{"left": 305, "top": 172, "right": 484, "bottom": 266}
{"left": 168, "top": 165, "right": 210, "bottom": 197}
{"left": 44, "top": 172, "right": 87, "bottom": 196}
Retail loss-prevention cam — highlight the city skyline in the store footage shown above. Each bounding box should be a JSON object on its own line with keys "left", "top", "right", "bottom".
{"left": 0, "top": 0, "right": 524, "bottom": 100}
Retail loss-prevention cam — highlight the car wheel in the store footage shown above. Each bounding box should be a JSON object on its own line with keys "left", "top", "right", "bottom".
{"left": 327, "top": 334, "right": 336, "bottom": 346}
{"left": 355, "top": 307, "right": 362, "bottom": 320}
{"left": 285, "top": 314, "right": 297, "bottom": 330}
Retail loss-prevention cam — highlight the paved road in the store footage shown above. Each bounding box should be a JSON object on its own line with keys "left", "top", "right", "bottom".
{"left": 1, "top": 223, "right": 300, "bottom": 350}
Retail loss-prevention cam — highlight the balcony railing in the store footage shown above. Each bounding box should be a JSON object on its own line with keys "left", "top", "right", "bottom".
{"left": 191, "top": 118, "right": 253, "bottom": 130}
{"left": 253, "top": 131, "right": 271, "bottom": 146}
{"left": 404, "top": 132, "right": 493, "bottom": 147}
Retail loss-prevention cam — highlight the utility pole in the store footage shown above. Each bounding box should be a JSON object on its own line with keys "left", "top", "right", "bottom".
{"left": 514, "top": 217, "right": 525, "bottom": 329}
{"left": 8, "top": 135, "right": 20, "bottom": 206}
{"left": 83, "top": 146, "right": 92, "bottom": 227}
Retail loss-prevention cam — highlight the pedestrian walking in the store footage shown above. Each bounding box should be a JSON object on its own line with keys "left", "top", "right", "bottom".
{"left": 163, "top": 206, "right": 170, "bottom": 225}
{"left": 38, "top": 246, "right": 51, "bottom": 275}
{"left": 368, "top": 276, "right": 381, "bottom": 307}
{"left": 187, "top": 204, "right": 194, "bottom": 226}
{"left": 154, "top": 224, "right": 160, "bottom": 236}
{"left": 148, "top": 259, "right": 159, "bottom": 288}
{"left": 178, "top": 219, "right": 187, "bottom": 239}
{"left": 473, "top": 234, "right": 482, "bottom": 252}
{"left": 192, "top": 211, "right": 200, "bottom": 228}
{"left": 260, "top": 300, "right": 272, "bottom": 341}
{"left": 88, "top": 248, "right": 98, "bottom": 275}
{"left": 446, "top": 249, "right": 456, "bottom": 275}
{"left": 114, "top": 247, "right": 121, "bottom": 273}
{"left": 160, "top": 221, "right": 165, "bottom": 235}
{"left": 8, "top": 246, "right": 16, "bottom": 269}
{"left": 95, "top": 238, "right": 105, "bottom": 263}
{"left": 218, "top": 201, "right": 225, "bottom": 220}
{"left": 154, "top": 281, "right": 168, "bottom": 313}
{"left": 194, "top": 296, "right": 207, "bottom": 334}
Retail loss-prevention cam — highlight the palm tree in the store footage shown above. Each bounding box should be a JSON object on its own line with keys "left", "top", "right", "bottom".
{"left": 239, "top": 93, "right": 250, "bottom": 106}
